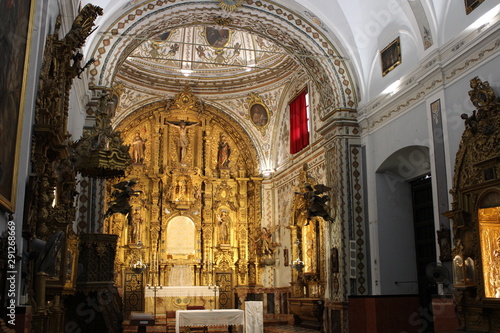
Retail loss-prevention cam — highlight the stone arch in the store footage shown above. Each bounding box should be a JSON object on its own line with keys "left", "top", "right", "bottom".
{"left": 88, "top": 0, "right": 358, "bottom": 114}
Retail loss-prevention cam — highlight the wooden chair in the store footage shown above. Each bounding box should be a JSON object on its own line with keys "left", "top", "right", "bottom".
{"left": 166, "top": 311, "right": 176, "bottom": 333}
{"left": 186, "top": 306, "right": 207, "bottom": 332}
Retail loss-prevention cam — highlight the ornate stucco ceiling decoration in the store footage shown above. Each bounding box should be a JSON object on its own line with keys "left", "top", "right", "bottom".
{"left": 116, "top": 26, "right": 300, "bottom": 95}
{"left": 89, "top": 1, "right": 356, "bottom": 110}
{"left": 217, "top": 0, "right": 244, "bottom": 12}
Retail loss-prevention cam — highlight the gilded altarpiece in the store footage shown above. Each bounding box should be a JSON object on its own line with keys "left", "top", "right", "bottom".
{"left": 106, "top": 87, "right": 263, "bottom": 313}
{"left": 445, "top": 78, "right": 500, "bottom": 331}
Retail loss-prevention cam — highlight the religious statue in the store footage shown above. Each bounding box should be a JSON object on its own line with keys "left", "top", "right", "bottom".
{"left": 104, "top": 179, "right": 142, "bottom": 223}
{"left": 165, "top": 120, "right": 201, "bottom": 162}
{"left": 296, "top": 183, "right": 334, "bottom": 224}
{"left": 217, "top": 133, "right": 231, "bottom": 168}
{"left": 217, "top": 210, "right": 231, "bottom": 244}
{"left": 256, "top": 225, "right": 280, "bottom": 258}
{"left": 130, "top": 132, "right": 146, "bottom": 164}
{"left": 173, "top": 179, "right": 188, "bottom": 201}
{"left": 128, "top": 209, "right": 142, "bottom": 244}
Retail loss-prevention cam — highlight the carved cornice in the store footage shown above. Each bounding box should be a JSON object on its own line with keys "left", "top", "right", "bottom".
{"left": 359, "top": 24, "right": 500, "bottom": 134}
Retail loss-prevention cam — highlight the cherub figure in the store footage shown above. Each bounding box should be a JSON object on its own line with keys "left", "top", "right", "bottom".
{"left": 217, "top": 210, "right": 230, "bottom": 244}
{"left": 296, "top": 183, "right": 334, "bottom": 223}
{"left": 104, "top": 179, "right": 142, "bottom": 223}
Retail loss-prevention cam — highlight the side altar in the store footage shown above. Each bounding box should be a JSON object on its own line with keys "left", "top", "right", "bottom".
{"left": 144, "top": 286, "right": 219, "bottom": 313}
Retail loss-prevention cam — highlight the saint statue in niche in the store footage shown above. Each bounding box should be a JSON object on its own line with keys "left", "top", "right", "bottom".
{"left": 217, "top": 210, "right": 231, "bottom": 244}
{"left": 165, "top": 120, "right": 201, "bottom": 163}
{"left": 217, "top": 133, "right": 231, "bottom": 169}
{"left": 131, "top": 132, "right": 146, "bottom": 164}
{"left": 129, "top": 209, "right": 142, "bottom": 244}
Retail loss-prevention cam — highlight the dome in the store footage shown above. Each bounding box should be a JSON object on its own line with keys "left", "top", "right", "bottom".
{"left": 116, "top": 25, "right": 299, "bottom": 94}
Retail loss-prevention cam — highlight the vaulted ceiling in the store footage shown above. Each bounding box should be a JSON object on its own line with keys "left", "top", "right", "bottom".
{"left": 81, "top": 0, "right": 500, "bottom": 171}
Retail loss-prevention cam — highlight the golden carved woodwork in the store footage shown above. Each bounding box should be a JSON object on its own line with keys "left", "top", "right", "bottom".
{"left": 107, "top": 88, "right": 264, "bottom": 308}
{"left": 446, "top": 77, "right": 500, "bottom": 332}
{"left": 29, "top": 6, "right": 103, "bottom": 332}
{"left": 288, "top": 166, "right": 328, "bottom": 326}
{"left": 71, "top": 90, "right": 132, "bottom": 178}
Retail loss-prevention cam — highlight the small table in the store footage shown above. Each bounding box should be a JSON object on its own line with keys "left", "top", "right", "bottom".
{"left": 175, "top": 309, "right": 245, "bottom": 333}
{"left": 129, "top": 312, "right": 155, "bottom": 333}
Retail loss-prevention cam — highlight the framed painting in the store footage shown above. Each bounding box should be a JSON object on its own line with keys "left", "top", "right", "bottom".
{"left": 205, "top": 27, "right": 231, "bottom": 48}
{"left": 430, "top": 99, "right": 441, "bottom": 125}
{"left": 247, "top": 93, "right": 270, "bottom": 132}
{"left": 0, "top": 0, "right": 34, "bottom": 212}
{"left": 381, "top": 37, "right": 401, "bottom": 77}
{"left": 250, "top": 103, "right": 269, "bottom": 127}
{"left": 465, "top": 0, "right": 485, "bottom": 15}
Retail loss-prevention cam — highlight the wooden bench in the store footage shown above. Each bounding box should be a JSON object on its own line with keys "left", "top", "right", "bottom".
{"left": 129, "top": 312, "right": 155, "bottom": 333}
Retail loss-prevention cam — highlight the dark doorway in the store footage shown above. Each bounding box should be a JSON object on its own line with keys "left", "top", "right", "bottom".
{"left": 411, "top": 175, "right": 437, "bottom": 332}
{"left": 124, "top": 271, "right": 144, "bottom": 317}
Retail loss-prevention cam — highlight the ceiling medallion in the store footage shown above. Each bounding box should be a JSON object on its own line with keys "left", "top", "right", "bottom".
{"left": 218, "top": 0, "right": 243, "bottom": 12}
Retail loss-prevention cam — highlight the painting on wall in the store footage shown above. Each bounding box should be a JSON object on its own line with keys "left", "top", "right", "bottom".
{"left": 250, "top": 103, "right": 269, "bottom": 127}
{"left": 0, "top": 0, "right": 33, "bottom": 211}
{"left": 381, "top": 37, "right": 401, "bottom": 77}
{"left": 465, "top": 0, "right": 485, "bottom": 15}
{"left": 247, "top": 93, "right": 272, "bottom": 135}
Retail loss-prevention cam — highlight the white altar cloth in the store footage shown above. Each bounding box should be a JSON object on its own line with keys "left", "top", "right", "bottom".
{"left": 144, "top": 286, "right": 218, "bottom": 298}
{"left": 175, "top": 309, "right": 244, "bottom": 333}
{"left": 245, "top": 301, "right": 263, "bottom": 333}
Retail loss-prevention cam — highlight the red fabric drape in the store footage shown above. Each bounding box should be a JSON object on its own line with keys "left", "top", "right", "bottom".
{"left": 289, "top": 91, "right": 309, "bottom": 154}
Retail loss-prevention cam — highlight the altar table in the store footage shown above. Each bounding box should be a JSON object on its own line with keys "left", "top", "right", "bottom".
{"left": 145, "top": 286, "right": 218, "bottom": 297}
{"left": 175, "top": 309, "right": 245, "bottom": 333}
{"left": 145, "top": 286, "right": 218, "bottom": 312}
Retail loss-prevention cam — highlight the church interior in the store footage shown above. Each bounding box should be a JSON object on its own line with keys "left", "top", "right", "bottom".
{"left": 1, "top": 0, "right": 500, "bottom": 332}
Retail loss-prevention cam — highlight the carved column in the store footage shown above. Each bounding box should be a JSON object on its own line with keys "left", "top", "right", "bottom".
{"left": 318, "top": 107, "right": 364, "bottom": 332}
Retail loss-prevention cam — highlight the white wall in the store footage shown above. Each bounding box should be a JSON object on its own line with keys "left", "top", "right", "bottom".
{"left": 363, "top": 100, "right": 430, "bottom": 295}
{"left": 375, "top": 172, "right": 418, "bottom": 294}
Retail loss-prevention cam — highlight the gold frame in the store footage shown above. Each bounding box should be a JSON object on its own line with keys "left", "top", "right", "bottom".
{"left": 381, "top": 37, "right": 401, "bottom": 77}
{"left": 0, "top": 0, "right": 35, "bottom": 212}
{"left": 247, "top": 93, "right": 271, "bottom": 135}
{"left": 465, "top": 0, "right": 485, "bottom": 15}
